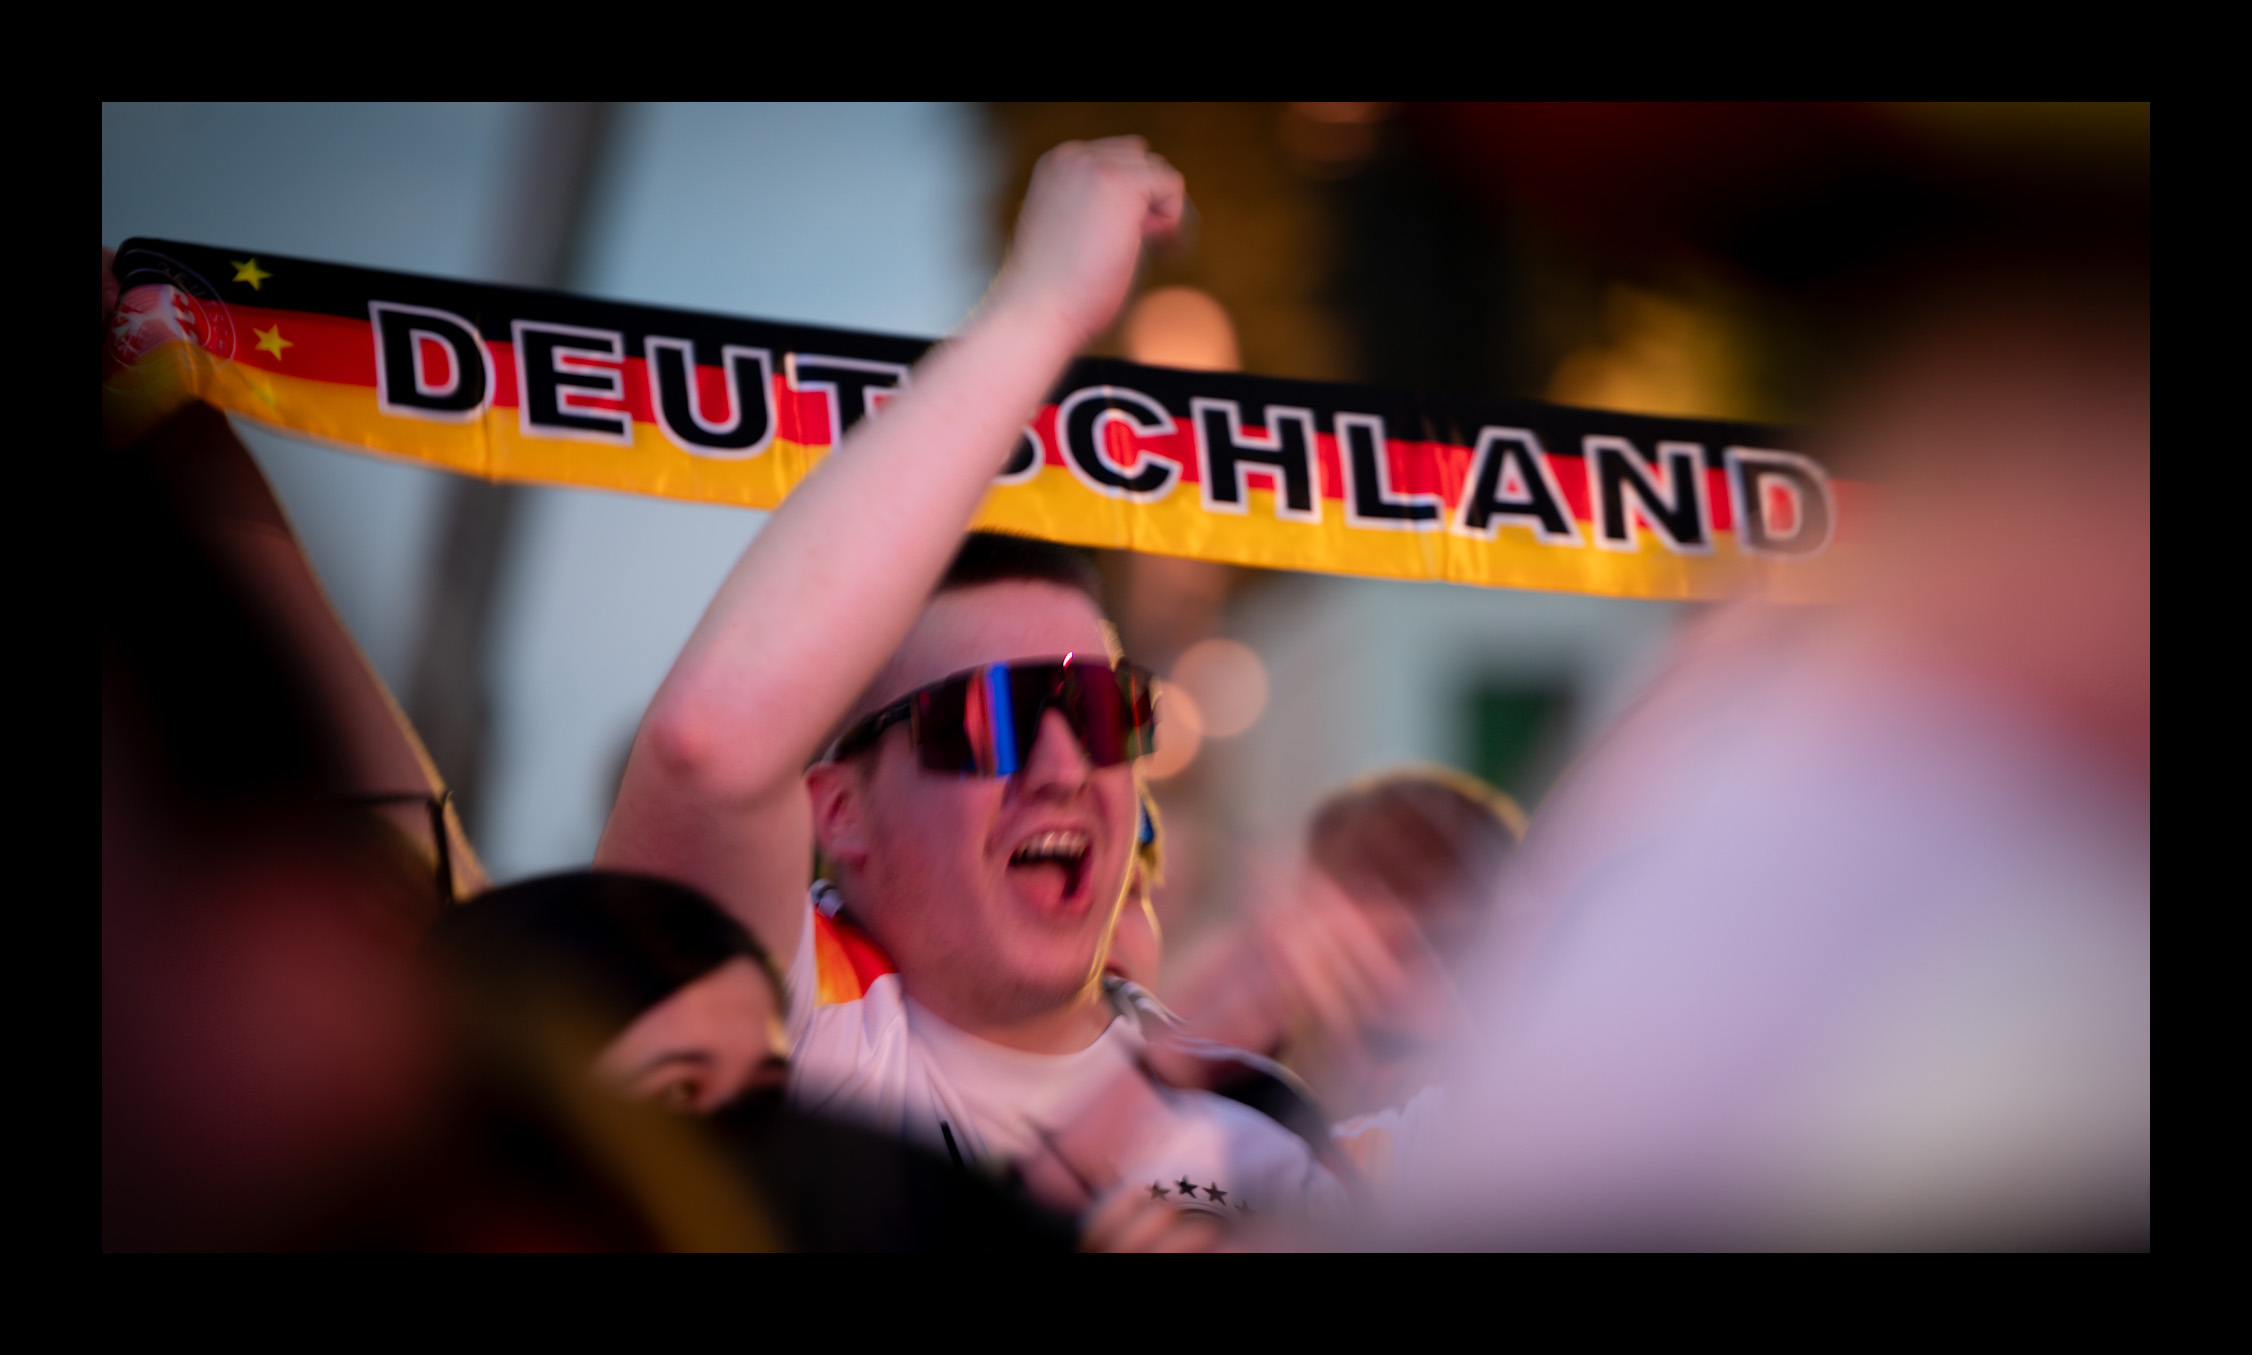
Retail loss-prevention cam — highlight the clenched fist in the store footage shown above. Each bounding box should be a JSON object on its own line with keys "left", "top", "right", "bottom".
{"left": 989, "top": 137, "right": 1189, "bottom": 349}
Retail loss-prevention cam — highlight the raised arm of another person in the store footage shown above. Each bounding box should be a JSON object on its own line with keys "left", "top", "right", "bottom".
{"left": 127, "top": 402, "right": 491, "bottom": 903}
{"left": 108, "top": 246, "right": 487, "bottom": 902}
{"left": 597, "top": 139, "right": 1186, "bottom": 962}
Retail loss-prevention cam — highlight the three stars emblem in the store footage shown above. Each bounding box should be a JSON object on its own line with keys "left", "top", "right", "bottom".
{"left": 1149, "top": 1176, "right": 1251, "bottom": 1215}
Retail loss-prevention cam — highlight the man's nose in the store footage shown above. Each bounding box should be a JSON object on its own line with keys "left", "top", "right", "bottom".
{"left": 1013, "top": 708, "right": 1094, "bottom": 794}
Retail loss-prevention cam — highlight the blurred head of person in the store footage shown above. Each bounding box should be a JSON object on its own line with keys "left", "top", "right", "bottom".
{"left": 103, "top": 407, "right": 446, "bottom": 1250}
{"left": 1104, "top": 787, "right": 1166, "bottom": 990}
{"left": 429, "top": 872, "right": 790, "bottom": 1115}
{"left": 1839, "top": 269, "right": 2148, "bottom": 777}
{"left": 102, "top": 409, "right": 777, "bottom": 1252}
{"left": 806, "top": 533, "right": 1141, "bottom": 1030}
{"left": 1308, "top": 765, "right": 1526, "bottom": 975}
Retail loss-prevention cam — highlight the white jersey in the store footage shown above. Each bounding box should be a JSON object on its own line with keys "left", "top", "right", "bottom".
{"left": 784, "top": 895, "right": 1343, "bottom": 1219}
{"left": 1331, "top": 1085, "right": 1447, "bottom": 1191}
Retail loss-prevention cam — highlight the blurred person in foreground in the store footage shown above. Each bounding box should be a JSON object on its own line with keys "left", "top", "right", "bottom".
{"left": 1378, "top": 254, "right": 2150, "bottom": 1247}
{"left": 98, "top": 393, "right": 773, "bottom": 1249}
{"left": 600, "top": 139, "right": 1343, "bottom": 1225}
{"left": 97, "top": 279, "right": 780, "bottom": 1248}
{"left": 100, "top": 369, "right": 478, "bottom": 1247}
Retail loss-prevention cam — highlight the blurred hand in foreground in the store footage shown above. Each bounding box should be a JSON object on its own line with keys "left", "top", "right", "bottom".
{"left": 1169, "top": 852, "right": 1467, "bottom": 1116}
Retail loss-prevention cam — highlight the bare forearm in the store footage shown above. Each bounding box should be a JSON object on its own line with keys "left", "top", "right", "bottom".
{"left": 151, "top": 405, "right": 489, "bottom": 897}
{"left": 650, "top": 298, "right": 1083, "bottom": 794}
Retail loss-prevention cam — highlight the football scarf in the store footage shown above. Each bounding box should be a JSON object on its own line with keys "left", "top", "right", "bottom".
{"left": 105, "top": 238, "right": 1858, "bottom": 601}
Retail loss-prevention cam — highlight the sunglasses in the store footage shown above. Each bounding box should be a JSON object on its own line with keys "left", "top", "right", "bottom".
{"left": 828, "top": 654, "right": 1157, "bottom": 777}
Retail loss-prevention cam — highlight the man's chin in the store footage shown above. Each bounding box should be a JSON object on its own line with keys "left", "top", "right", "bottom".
{"left": 963, "top": 946, "right": 1106, "bottom": 1022}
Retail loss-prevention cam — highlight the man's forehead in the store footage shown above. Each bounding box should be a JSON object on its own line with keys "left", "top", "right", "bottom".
{"left": 874, "top": 581, "right": 1117, "bottom": 708}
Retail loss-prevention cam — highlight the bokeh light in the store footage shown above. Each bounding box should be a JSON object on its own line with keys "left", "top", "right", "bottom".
{"left": 1169, "top": 637, "right": 1268, "bottom": 739}
{"left": 1142, "top": 682, "right": 1204, "bottom": 780}
{"left": 1122, "top": 286, "right": 1241, "bottom": 372}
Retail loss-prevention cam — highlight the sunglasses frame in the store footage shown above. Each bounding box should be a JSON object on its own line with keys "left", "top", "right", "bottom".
{"left": 828, "top": 654, "right": 1156, "bottom": 777}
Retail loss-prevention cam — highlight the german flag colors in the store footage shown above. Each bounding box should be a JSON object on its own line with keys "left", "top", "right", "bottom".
{"left": 104, "top": 239, "right": 1859, "bottom": 602}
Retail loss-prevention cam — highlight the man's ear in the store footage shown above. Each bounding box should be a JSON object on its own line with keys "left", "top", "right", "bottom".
{"left": 805, "top": 760, "right": 871, "bottom": 874}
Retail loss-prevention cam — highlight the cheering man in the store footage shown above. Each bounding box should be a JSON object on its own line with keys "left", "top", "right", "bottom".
{"left": 599, "top": 139, "right": 1341, "bottom": 1221}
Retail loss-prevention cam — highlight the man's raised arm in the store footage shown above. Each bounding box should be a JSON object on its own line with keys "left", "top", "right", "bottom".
{"left": 597, "top": 139, "right": 1185, "bottom": 960}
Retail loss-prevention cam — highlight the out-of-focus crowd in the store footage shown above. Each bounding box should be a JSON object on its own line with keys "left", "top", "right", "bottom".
{"left": 103, "top": 134, "right": 2146, "bottom": 1251}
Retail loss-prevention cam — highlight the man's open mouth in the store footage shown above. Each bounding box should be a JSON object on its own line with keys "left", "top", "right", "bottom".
{"left": 1008, "top": 828, "right": 1091, "bottom": 906}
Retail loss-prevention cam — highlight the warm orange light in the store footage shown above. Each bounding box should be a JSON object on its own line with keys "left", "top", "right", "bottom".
{"left": 1142, "top": 683, "right": 1205, "bottom": 780}
{"left": 1122, "top": 286, "right": 1241, "bottom": 373}
{"left": 1279, "top": 103, "right": 1393, "bottom": 179}
{"left": 1546, "top": 285, "right": 1750, "bottom": 421}
{"left": 1170, "top": 638, "right": 1267, "bottom": 739}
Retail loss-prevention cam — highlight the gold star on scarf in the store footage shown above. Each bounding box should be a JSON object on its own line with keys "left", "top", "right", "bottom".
{"left": 232, "top": 258, "right": 272, "bottom": 290}
{"left": 254, "top": 324, "right": 293, "bottom": 359}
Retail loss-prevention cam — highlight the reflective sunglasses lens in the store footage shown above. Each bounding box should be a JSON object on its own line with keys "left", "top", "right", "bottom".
{"left": 1057, "top": 664, "right": 1155, "bottom": 768}
{"left": 980, "top": 664, "right": 1027, "bottom": 776}
{"left": 911, "top": 678, "right": 979, "bottom": 774}
{"left": 918, "top": 665, "right": 1030, "bottom": 775}
{"left": 1065, "top": 669, "right": 1129, "bottom": 766}
{"left": 912, "top": 662, "right": 1156, "bottom": 777}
